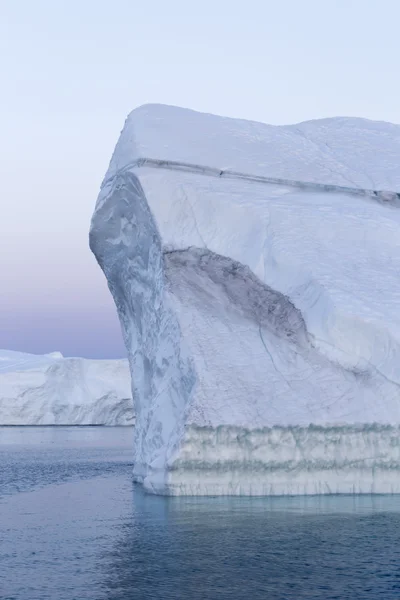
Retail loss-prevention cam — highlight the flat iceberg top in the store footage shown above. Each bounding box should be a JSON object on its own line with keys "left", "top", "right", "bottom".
{"left": 0, "top": 349, "right": 63, "bottom": 373}
{"left": 105, "top": 104, "right": 400, "bottom": 190}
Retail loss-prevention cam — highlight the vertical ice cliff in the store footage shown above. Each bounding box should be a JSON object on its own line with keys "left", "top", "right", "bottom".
{"left": 90, "top": 104, "right": 400, "bottom": 495}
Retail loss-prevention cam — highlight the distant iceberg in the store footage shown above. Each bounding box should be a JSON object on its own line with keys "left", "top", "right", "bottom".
{"left": 0, "top": 349, "right": 133, "bottom": 425}
{"left": 90, "top": 104, "right": 400, "bottom": 495}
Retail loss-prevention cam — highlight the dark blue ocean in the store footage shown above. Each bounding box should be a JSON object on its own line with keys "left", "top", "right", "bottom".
{"left": 1, "top": 427, "right": 400, "bottom": 600}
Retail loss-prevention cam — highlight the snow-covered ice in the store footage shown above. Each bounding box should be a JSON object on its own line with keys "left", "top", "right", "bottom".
{"left": 0, "top": 349, "right": 133, "bottom": 425}
{"left": 90, "top": 104, "right": 400, "bottom": 495}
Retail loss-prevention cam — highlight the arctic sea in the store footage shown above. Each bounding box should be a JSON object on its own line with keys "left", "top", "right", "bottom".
{"left": 1, "top": 427, "right": 400, "bottom": 599}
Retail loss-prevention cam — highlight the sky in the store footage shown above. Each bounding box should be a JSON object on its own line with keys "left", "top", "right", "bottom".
{"left": 1, "top": 0, "right": 399, "bottom": 358}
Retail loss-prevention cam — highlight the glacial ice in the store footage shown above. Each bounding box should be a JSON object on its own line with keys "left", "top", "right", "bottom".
{"left": 90, "top": 104, "right": 400, "bottom": 495}
{"left": 0, "top": 349, "right": 133, "bottom": 425}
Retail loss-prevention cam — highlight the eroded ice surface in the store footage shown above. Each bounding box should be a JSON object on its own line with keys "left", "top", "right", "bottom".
{"left": 90, "top": 104, "right": 400, "bottom": 495}
{"left": 0, "top": 349, "right": 133, "bottom": 425}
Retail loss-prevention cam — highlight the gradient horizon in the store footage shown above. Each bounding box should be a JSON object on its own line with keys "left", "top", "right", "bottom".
{"left": 1, "top": 0, "right": 400, "bottom": 358}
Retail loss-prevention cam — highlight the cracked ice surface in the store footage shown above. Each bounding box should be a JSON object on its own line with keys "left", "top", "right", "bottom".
{"left": 90, "top": 104, "right": 400, "bottom": 495}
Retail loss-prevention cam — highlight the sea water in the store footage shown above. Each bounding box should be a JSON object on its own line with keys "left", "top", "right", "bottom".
{"left": 1, "top": 426, "right": 400, "bottom": 599}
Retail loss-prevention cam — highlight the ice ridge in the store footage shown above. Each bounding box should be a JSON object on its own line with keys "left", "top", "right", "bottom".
{"left": 103, "top": 157, "right": 400, "bottom": 206}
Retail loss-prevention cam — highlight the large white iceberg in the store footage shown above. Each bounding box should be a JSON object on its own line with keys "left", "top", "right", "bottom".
{"left": 90, "top": 104, "right": 400, "bottom": 495}
{"left": 0, "top": 349, "right": 133, "bottom": 425}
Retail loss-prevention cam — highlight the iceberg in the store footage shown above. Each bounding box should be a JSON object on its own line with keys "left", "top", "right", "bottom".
{"left": 90, "top": 104, "right": 400, "bottom": 495}
{"left": 0, "top": 349, "right": 133, "bottom": 425}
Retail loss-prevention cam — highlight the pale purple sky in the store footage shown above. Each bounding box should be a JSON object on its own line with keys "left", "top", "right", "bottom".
{"left": 1, "top": 0, "right": 399, "bottom": 358}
